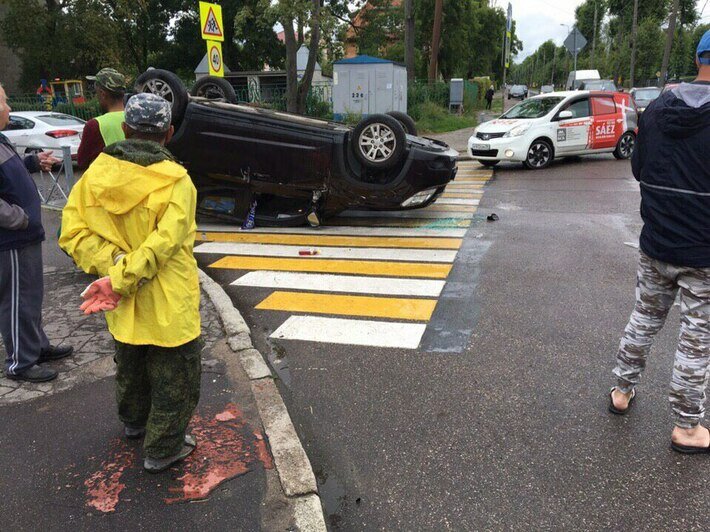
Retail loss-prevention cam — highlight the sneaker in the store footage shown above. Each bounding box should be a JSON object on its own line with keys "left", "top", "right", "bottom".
{"left": 144, "top": 435, "right": 197, "bottom": 474}
{"left": 39, "top": 345, "right": 74, "bottom": 362}
{"left": 124, "top": 425, "right": 146, "bottom": 439}
{"left": 5, "top": 364, "right": 58, "bottom": 383}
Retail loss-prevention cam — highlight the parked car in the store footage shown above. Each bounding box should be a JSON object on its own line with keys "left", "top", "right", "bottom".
{"left": 133, "top": 70, "right": 458, "bottom": 226}
{"left": 630, "top": 86, "right": 662, "bottom": 113}
{"left": 3, "top": 112, "right": 85, "bottom": 160}
{"left": 467, "top": 90, "right": 638, "bottom": 169}
{"left": 540, "top": 85, "right": 555, "bottom": 94}
{"left": 508, "top": 85, "right": 528, "bottom": 100}
{"left": 577, "top": 79, "right": 618, "bottom": 92}
{"left": 566, "top": 69, "right": 600, "bottom": 90}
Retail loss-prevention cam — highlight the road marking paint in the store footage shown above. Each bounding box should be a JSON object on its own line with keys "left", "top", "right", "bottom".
{"left": 209, "top": 256, "right": 452, "bottom": 278}
{"left": 330, "top": 217, "right": 471, "bottom": 228}
{"left": 271, "top": 316, "right": 427, "bottom": 349}
{"left": 197, "top": 224, "right": 468, "bottom": 237}
{"left": 424, "top": 203, "right": 479, "bottom": 211}
{"left": 337, "top": 210, "right": 476, "bottom": 219}
{"left": 434, "top": 198, "right": 480, "bottom": 206}
{"left": 200, "top": 232, "right": 462, "bottom": 249}
{"left": 195, "top": 242, "right": 458, "bottom": 262}
{"left": 256, "top": 291, "right": 437, "bottom": 321}
{"left": 232, "top": 271, "right": 447, "bottom": 297}
{"left": 441, "top": 193, "right": 482, "bottom": 199}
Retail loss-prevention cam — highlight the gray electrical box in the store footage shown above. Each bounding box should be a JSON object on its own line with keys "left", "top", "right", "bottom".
{"left": 333, "top": 55, "right": 407, "bottom": 121}
{"left": 449, "top": 78, "right": 464, "bottom": 111}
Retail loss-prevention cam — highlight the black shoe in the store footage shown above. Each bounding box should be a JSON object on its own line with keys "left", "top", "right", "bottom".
{"left": 39, "top": 345, "right": 74, "bottom": 362}
{"left": 6, "top": 364, "right": 58, "bottom": 383}
{"left": 125, "top": 425, "right": 146, "bottom": 439}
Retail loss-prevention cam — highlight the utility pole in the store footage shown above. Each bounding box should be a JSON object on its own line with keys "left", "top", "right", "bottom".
{"left": 591, "top": 1, "right": 598, "bottom": 68}
{"left": 660, "top": 0, "right": 680, "bottom": 85}
{"left": 404, "top": 0, "right": 415, "bottom": 82}
{"left": 428, "top": 0, "right": 444, "bottom": 82}
{"left": 629, "top": 0, "right": 639, "bottom": 87}
{"left": 551, "top": 45, "right": 556, "bottom": 85}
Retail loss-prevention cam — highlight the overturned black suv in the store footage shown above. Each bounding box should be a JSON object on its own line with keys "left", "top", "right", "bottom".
{"left": 134, "top": 69, "right": 459, "bottom": 226}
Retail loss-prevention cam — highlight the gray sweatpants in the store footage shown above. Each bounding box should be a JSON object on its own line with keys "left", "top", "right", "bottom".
{"left": 614, "top": 251, "right": 710, "bottom": 428}
{"left": 0, "top": 242, "right": 49, "bottom": 375}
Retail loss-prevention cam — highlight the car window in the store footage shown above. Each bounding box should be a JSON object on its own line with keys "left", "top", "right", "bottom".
{"left": 6, "top": 116, "right": 35, "bottom": 130}
{"left": 501, "top": 97, "right": 564, "bottom": 119}
{"left": 562, "top": 98, "right": 590, "bottom": 119}
{"left": 591, "top": 96, "right": 616, "bottom": 115}
{"left": 633, "top": 88, "right": 661, "bottom": 101}
{"left": 37, "top": 114, "right": 85, "bottom": 126}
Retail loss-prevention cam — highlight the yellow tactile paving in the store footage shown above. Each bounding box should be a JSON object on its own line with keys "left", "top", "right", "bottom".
{"left": 210, "top": 256, "right": 453, "bottom": 278}
{"left": 199, "top": 231, "right": 462, "bottom": 249}
{"left": 256, "top": 291, "right": 437, "bottom": 321}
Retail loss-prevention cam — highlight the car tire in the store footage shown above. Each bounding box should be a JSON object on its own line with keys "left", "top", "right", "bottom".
{"left": 385, "top": 111, "right": 417, "bottom": 136}
{"left": 613, "top": 131, "right": 635, "bottom": 160}
{"left": 523, "top": 138, "right": 554, "bottom": 170}
{"left": 478, "top": 159, "right": 499, "bottom": 167}
{"left": 191, "top": 76, "right": 238, "bottom": 103}
{"left": 351, "top": 114, "right": 407, "bottom": 170}
{"left": 134, "top": 69, "right": 188, "bottom": 127}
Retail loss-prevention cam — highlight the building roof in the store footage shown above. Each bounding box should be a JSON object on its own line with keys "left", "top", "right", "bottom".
{"left": 334, "top": 55, "right": 397, "bottom": 65}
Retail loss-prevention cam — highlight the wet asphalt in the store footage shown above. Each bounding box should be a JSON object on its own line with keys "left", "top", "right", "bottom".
{"left": 216, "top": 154, "right": 710, "bottom": 530}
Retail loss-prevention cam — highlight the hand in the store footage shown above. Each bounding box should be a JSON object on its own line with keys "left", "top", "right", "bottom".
{"left": 80, "top": 276, "right": 122, "bottom": 315}
{"left": 37, "top": 150, "right": 61, "bottom": 172}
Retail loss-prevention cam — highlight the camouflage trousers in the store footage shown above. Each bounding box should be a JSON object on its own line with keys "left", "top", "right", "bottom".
{"left": 114, "top": 337, "right": 202, "bottom": 458}
{"left": 614, "top": 252, "right": 710, "bottom": 428}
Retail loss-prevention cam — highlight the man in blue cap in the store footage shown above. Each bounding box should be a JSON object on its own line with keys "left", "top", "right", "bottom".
{"left": 609, "top": 30, "right": 710, "bottom": 454}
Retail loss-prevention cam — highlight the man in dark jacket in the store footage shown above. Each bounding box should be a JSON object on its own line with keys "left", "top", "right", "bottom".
{"left": 610, "top": 31, "right": 710, "bottom": 454}
{"left": 0, "top": 82, "right": 73, "bottom": 383}
{"left": 485, "top": 85, "right": 495, "bottom": 110}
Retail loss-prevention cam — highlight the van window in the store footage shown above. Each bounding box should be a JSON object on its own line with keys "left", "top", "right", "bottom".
{"left": 591, "top": 96, "right": 616, "bottom": 115}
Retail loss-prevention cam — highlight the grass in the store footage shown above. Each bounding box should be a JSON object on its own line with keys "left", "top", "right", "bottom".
{"left": 411, "top": 101, "right": 479, "bottom": 134}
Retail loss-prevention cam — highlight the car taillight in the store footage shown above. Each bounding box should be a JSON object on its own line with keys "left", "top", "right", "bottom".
{"left": 45, "top": 130, "right": 78, "bottom": 138}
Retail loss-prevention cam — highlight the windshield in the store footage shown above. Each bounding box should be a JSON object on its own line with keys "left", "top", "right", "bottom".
{"left": 583, "top": 80, "right": 616, "bottom": 90}
{"left": 511, "top": 85, "right": 525, "bottom": 92}
{"left": 38, "top": 114, "right": 85, "bottom": 126}
{"left": 501, "top": 97, "right": 564, "bottom": 119}
{"left": 634, "top": 88, "right": 661, "bottom": 101}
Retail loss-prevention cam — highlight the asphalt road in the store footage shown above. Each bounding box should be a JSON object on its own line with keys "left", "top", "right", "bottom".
{"left": 205, "top": 154, "right": 710, "bottom": 530}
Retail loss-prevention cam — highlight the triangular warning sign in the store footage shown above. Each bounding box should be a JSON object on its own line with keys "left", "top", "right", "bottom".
{"left": 202, "top": 7, "right": 223, "bottom": 38}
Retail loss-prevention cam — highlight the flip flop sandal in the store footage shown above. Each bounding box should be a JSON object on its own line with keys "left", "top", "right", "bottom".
{"left": 608, "top": 387, "right": 636, "bottom": 415}
{"left": 671, "top": 429, "right": 710, "bottom": 455}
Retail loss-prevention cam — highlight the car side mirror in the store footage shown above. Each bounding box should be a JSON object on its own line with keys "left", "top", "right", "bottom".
{"left": 558, "top": 110, "right": 574, "bottom": 120}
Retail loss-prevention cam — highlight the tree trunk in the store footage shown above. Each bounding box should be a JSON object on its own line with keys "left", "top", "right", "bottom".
{"left": 404, "top": 0, "right": 415, "bottom": 82}
{"left": 660, "top": 0, "right": 680, "bottom": 84}
{"left": 428, "top": 0, "right": 443, "bottom": 82}
{"left": 297, "top": 18, "right": 304, "bottom": 45}
{"left": 282, "top": 18, "right": 299, "bottom": 113}
{"left": 296, "top": 0, "right": 322, "bottom": 115}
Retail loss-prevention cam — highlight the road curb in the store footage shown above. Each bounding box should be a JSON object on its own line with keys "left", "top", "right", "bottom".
{"left": 198, "top": 270, "right": 327, "bottom": 531}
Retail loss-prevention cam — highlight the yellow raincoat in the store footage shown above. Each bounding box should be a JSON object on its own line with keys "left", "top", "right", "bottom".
{"left": 59, "top": 143, "right": 200, "bottom": 347}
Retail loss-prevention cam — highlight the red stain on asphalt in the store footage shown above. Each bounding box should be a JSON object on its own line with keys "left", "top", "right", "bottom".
{"left": 254, "top": 431, "right": 274, "bottom": 470}
{"left": 84, "top": 440, "right": 136, "bottom": 513}
{"left": 215, "top": 410, "right": 237, "bottom": 421}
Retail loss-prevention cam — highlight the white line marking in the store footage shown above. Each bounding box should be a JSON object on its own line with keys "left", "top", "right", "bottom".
{"left": 270, "top": 316, "right": 427, "bottom": 349}
{"left": 194, "top": 242, "right": 458, "bottom": 262}
{"left": 232, "top": 271, "right": 446, "bottom": 297}
{"left": 337, "top": 210, "right": 476, "bottom": 219}
{"left": 434, "top": 198, "right": 480, "bottom": 206}
{"left": 197, "top": 223, "right": 468, "bottom": 238}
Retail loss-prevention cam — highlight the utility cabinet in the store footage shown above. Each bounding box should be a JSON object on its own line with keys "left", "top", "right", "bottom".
{"left": 333, "top": 55, "right": 407, "bottom": 120}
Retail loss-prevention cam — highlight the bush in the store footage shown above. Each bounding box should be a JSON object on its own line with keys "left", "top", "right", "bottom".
{"left": 410, "top": 101, "right": 477, "bottom": 134}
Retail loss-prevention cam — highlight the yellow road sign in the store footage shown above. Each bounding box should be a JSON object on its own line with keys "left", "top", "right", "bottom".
{"left": 207, "top": 40, "right": 224, "bottom": 77}
{"left": 199, "top": 1, "right": 224, "bottom": 41}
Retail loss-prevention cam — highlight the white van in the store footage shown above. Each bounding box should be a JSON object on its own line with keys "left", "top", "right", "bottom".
{"left": 566, "top": 70, "right": 600, "bottom": 90}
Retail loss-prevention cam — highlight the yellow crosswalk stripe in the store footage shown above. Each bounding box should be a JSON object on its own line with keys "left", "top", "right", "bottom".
{"left": 330, "top": 217, "right": 471, "bottom": 228}
{"left": 210, "top": 256, "right": 452, "bottom": 278}
{"left": 441, "top": 193, "right": 481, "bottom": 199}
{"left": 424, "top": 204, "right": 478, "bottom": 212}
{"left": 256, "top": 291, "right": 437, "bottom": 321}
{"left": 199, "top": 231, "right": 462, "bottom": 249}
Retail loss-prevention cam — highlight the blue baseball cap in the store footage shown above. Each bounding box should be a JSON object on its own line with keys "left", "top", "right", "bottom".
{"left": 698, "top": 29, "right": 710, "bottom": 65}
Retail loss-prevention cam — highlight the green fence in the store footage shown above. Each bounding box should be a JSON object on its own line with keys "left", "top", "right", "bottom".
{"left": 7, "top": 94, "right": 101, "bottom": 121}
{"left": 408, "top": 80, "right": 480, "bottom": 110}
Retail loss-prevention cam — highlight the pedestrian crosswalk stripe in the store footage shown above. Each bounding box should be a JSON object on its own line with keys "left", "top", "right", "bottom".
{"left": 210, "top": 256, "right": 452, "bottom": 278}
{"left": 200, "top": 232, "right": 462, "bottom": 250}
{"left": 425, "top": 204, "right": 479, "bottom": 211}
{"left": 197, "top": 224, "right": 468, "bottom": 238}
{"left": 256, "top": 291, "right": 437, "bottom": 321}
{"left": 330, "top": 217, "right": 471, "bottom": 228}
{"left": 271, "top": 316, "right": 427, "bottom": 349}
{"left": 435, "top": 198, "right": 480, "bottom": 206}
{"left": 232, "top": 271, "right": 446, "bottom": 297}
{"left": 338, "top": 209, "right": 476, "bottom": 219}
{"left": 195, "top": 242, "right": 458, "bottom": 262}
{"left": 441, "top": 193, "right": 481, "bottom": 199}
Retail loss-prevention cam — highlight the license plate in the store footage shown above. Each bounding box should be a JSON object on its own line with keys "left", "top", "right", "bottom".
{"left": 471, "top": 143, "right": 489, "bottom": 151}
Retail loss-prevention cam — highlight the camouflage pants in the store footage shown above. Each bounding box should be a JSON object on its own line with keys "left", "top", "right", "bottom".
{"left": 114, "top": 337, "right": 202, "bottom": 458}
{"left": 614, "top": 252, "right": 710, "bottom": 428}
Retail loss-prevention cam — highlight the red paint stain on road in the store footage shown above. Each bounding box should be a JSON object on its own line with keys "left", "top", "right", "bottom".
{"left": 84, "top": 440, "right": 136, "bottom": 513}
{"left": 215, "top": 410, "right": 237, "bottom": 421}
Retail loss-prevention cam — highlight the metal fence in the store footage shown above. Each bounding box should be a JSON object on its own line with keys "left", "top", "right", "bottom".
{"left": 16, "top": 145, "right": 76, "bottom": 207}
{"left": 7, "top": 94, "right": 101, "bottom": 121}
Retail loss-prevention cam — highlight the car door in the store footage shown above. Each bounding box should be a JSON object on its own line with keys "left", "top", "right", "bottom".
{"left": 554, "top": 97, "right": 592, "bottom": 154}
{"left": 589, "top": 95, "right": 620, "bottom": 150}
{"left": 4, "top": 116, "right": 35, "bottom": 152}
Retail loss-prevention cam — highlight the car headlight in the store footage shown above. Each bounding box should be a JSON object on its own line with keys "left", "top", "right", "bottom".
{"left": 401, "top": 188, "right": 437, "bottom": 208}
{"left": 504, "top": 123, "right": 531, "bottom": 137}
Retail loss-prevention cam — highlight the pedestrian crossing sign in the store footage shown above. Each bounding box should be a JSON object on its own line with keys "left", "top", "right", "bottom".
{"left": 199, "top": 1, "right": 224, "bottom": 42}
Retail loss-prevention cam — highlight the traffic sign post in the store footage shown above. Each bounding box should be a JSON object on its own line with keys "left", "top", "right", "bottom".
{"left": 563, "top": 27, "right": 587, "bottom": 87}
{"left": 199, "top": 1, "right": 225, "bottom": 77}
{"left": 501, "top": 2, "right": 512, "bottom": 113}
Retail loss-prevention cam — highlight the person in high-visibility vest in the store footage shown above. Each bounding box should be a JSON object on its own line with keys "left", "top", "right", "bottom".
{"left": 77, "top": 68, "right": 126, "bottom": 170}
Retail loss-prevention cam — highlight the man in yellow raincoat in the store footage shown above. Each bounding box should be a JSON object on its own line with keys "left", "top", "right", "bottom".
{"left": 59, "top": 93, "right": 201, "bottom": 473}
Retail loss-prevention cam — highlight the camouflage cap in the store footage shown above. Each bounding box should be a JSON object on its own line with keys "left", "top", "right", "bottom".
{"left": 86, "top": 68, "right": 126, "bottom": 93}
{"left": 124, "top": 93, "right": 172, "bottom": 134}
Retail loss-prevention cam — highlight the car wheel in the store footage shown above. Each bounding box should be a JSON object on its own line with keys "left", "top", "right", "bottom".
{"left": 523, "top": 139, "right": 553, "bottom": 170}
{"left": 191, "top": 76, "right": 238, "bottom": 103}
{"left": 134, "top": 69, "right": 188, "bottom": 127}
{"left": 351, "top": 114, "right": 407, "bottom": 170}
{"left": 478, "top": 159, "right": 499, "bottom": 167}
{"left": 385, "top": 111, "right": 417, "bottom": 136}
{"left": 613, "top": 131, "right": 635, "bottom": 160}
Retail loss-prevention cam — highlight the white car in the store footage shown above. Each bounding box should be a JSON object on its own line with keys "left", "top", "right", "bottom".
{"left": 3, "top": 111, "right": 85, "bottom": 161}
{"left": 468, "top": 90, "right": 638, "bottom": 169}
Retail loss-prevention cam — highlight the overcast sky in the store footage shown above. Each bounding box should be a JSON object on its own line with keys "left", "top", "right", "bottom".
{"left": 501, "top": 0, "right": 709, "bottom": 61}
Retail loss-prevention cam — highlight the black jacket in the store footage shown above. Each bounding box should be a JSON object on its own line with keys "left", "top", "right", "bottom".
{"left": 0, "top": 133, "right": 44, "bottom": 251}
{"left": 485, "top": 88, "right": 495, "bottom": 100}
{"left": 633, "top": 82, "right": 710, "bottom": 267}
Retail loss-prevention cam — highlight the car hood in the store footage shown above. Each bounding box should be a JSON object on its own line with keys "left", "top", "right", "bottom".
{"left": 476, "top": 119, "right": 532, "bottom": 133}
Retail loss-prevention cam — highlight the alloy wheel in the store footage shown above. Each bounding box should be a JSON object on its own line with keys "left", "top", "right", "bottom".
{"left": 359, "top": 123, "right": 397, "bottom": 163}
{"left": 143, "top": 79, "right": 175, "bottom": 103}
{"left": 619, "top": 134, "right": 635, "bottom": 158}
{"left": 527, "top": 142, "right": 551, "bottom": 168}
